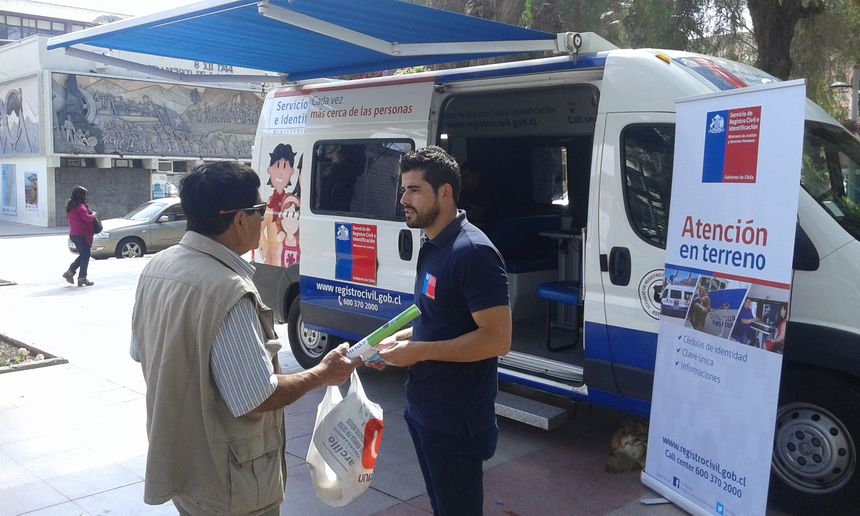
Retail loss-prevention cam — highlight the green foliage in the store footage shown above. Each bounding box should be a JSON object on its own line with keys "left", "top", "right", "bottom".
{"left": 521, "top": 0, "right": 535, "bottom": 28}
{"left": 791, "top": 0, "right": 860, "bottom": 120}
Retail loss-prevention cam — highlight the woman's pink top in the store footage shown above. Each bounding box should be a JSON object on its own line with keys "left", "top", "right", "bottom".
{"left": 67, "top": 203, "right": 96, "bottom": 245}
{"left": 773, "top": 319, "right": 787, "bottom": 343}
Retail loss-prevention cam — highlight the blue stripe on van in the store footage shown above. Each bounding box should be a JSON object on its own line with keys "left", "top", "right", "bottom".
{"left": 584, "top": 387, "right": 651, "bottom": 418}
{"left": 605, "top": 324, "right": 658, "bottom": 371}
{"left": 585, "top": 321, "right": 658, "bottom": 371}
{"left": 584, "top": 321, "right": 613, "bottom": 361}
{"left": 497, "top": 372, "right": 651, "bottom": 418}
{"left": 438, "top": 55, "right": 607, "bottom": 83}
{"left": 300, "top": 276, "right": 415, "bottom": 324}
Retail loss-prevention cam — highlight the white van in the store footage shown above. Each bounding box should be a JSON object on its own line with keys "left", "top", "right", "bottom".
{"left": 251, "top": 48, "right": 860, "bottom": 511}
{"left": 661, "top": 284, "right": 695, "bottom": 318}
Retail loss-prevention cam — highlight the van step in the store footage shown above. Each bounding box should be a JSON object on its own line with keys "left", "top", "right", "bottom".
{"left": 495, "top": 391, "right": 569, "bottom": 430}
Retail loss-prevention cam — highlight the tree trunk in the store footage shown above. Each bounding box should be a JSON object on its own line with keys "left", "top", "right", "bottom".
{"left": 748, "top": 0, "right": 825, "bottom": 80}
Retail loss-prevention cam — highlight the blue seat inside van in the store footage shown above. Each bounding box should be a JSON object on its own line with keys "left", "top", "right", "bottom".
{"left": 491, "top": 215, "right": 560, "bottom": 273}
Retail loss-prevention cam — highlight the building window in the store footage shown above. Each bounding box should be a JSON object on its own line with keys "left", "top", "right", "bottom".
{"left": 61, "top": 157, "right": 97, "bottom": 168}
{"left": 311, "top": 139, "right": 413, "bottom": 220}
{"left": 52, "top": 22, "right": 65, "bottom": 32}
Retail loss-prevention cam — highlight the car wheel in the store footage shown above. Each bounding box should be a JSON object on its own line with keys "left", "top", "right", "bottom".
{"left": 116, "top": 237, "right": 146, "bottom": 258}
{"left": 770, "top": 367, "right": 859, "bottom": 512}
{"left": 287, "top": 298, "right": 340, "bottom": 369}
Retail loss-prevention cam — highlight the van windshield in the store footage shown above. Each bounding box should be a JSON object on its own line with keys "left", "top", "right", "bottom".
{"left": 802, "top": 122, "right": 860, "bottom": 240}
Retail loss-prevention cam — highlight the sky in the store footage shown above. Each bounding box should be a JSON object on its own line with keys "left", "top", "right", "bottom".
{"left": 48, "top": 0, "right": 198, "bottom": 17}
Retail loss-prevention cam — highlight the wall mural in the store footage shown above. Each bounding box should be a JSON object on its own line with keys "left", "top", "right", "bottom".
{"left": 0, "top": 76, "right": 40, "bottom": 156}
{"left": 52, "top": 73, "right": 263, "bottom": 158}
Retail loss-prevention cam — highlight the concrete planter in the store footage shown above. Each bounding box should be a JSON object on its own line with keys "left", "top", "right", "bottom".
{"left": 0, "top": 333, "right": 67, "bottom": 374}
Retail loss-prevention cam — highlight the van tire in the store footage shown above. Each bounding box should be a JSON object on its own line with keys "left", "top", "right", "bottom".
{"left": 287, "top": 299, "right": 340, "bottom": 369}
{"left": 770, "top": 367, "right": 859, "bottom": 512}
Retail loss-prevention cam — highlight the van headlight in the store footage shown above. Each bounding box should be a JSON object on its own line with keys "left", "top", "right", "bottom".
{"left": 94, "top": 231, "right": 110, "bottom": 239}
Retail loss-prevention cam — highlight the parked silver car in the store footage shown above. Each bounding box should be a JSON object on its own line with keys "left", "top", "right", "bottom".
{"left": 68, "top": 197, "right": 186, "bottom": 259}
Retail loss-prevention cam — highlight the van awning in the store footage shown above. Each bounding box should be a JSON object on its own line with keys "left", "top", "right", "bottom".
{"left": 45, "top": 0, "right": 613, "bottom": 83}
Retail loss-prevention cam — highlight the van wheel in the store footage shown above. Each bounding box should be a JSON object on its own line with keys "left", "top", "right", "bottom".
{"left": 116, "top": 237, "right": 145, "bottom": 258}
{"left": 287, "top": 299, "right": 340, "bottom": 369}
{"left": 770, "top": 367, "right": 859, "bottom": 512}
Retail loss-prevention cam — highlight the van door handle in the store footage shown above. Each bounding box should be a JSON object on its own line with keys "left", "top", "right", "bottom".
{"left": 398, "top": 229, "right": 413, "bottom": 261}
{"left": 608, "top": 247, "right": 631, "bottom": 286}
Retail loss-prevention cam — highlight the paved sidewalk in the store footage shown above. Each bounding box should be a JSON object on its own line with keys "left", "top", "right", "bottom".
{"left": 0, "top": 227, "right": 685, "bottom": 515}
{"left": 0, "top": 219, "right": 66, "bottom": 238}
{"left": 2, "top": 359, "right": 681, "bottom": 516}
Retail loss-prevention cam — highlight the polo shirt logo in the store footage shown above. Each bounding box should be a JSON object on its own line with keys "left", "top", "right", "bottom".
{"left": 422, "top": 272, "right": 437, "bottom": 300}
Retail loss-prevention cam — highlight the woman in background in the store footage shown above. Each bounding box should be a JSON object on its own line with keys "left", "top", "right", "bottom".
{"left": 63, "top": 186, "right": 96, "bottom": 287}
{"left": 766, "top": 305, "right": 788, "bottom": 353}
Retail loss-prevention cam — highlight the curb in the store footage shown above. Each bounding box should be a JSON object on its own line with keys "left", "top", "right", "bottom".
{"left": 0, "top": 333, "right": 68, "bottom": 374}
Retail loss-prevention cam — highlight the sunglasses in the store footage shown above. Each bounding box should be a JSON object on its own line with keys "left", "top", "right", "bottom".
{"left": 218, "top": 203, "right": 267, "bottom": 217}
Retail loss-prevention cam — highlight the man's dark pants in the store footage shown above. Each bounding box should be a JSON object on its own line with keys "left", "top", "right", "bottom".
{"left": 405, "top": 410, "right": 498, "bottom": 516}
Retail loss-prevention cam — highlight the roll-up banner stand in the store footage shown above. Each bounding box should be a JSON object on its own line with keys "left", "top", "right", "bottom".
{"left": 642, "top": 80, "right": 806, "bottom": 516}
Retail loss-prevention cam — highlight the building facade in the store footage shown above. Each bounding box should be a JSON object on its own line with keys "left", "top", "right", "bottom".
{"left": 1, "top": 2, "right": 267, "bottom": 227}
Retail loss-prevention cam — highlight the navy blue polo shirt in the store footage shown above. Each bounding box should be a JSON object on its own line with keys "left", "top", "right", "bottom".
{"left": 407, "top": 211, "right": 509, "bottom": 436}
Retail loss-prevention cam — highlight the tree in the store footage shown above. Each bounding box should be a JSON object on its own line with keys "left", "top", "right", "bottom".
{"left": 791, "top": 0, "right": 860, "bottom": 120}
{"left": 748, "top": 0, "right": 826, "bottom": 80}
{"left": 423, "top": 0, "right": 858, "bottom": 121}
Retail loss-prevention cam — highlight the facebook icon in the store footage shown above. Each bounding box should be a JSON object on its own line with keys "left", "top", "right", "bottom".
{"left": 672, "top": 477, "right": 681, "bottom": 488}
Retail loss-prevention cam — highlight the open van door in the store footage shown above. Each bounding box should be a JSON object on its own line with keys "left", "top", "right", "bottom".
{"left": 595, "top": 113, "right": 676, "bottom": 404}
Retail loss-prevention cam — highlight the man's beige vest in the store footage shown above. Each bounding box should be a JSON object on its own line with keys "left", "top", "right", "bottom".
{"left": 132, "top": 232, "right": 285, "bottom": 515}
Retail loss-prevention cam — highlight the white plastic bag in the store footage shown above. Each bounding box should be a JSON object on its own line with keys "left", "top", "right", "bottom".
{"left": 306, "top": 370, "right": 384, "bottom": 507}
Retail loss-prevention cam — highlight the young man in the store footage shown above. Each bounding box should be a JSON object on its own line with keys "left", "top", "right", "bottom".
{"left": 130, "top": 162, "right": 357, "bottom": 515}
{"left": 372, "top": 146, "right": 512, "bottom": 515}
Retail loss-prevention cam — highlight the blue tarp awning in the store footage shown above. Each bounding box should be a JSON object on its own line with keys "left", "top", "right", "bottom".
{"left": 46, "top": 0, "right": 559, "bottom": 81}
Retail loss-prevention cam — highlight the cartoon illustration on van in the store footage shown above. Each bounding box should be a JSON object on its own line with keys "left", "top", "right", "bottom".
{"left": 250, "top": 48, "right": 860, "bottom": 511}
{"left": 258, "top": 143, "right": 301, "bottom": 266}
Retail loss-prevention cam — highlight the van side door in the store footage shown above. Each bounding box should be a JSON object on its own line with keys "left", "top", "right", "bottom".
{"left": 596, "top": 114, "right": 676, "bottom": 403}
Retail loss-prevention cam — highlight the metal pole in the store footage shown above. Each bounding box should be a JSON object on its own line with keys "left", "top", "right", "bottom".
{"left": 852, "top": 65, "right": 859, "bottom": 123}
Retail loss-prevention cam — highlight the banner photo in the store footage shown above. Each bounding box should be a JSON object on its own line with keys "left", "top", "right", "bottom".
{"left": 643, "top": 81, "right": 805, "bottom": 516}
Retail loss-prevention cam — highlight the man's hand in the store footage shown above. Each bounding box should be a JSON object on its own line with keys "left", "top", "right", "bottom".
{"left": 313, "top": 343, "right": 359, "bottom": 385}
{"left": 362, "top": 335, "right": 397, "bottom": 371}
{"left": 377, "top": 338, "right": 422, "bottom": 367}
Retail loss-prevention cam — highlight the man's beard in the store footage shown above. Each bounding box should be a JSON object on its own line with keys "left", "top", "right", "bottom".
{"left": 405, "top": 202, "right": 440, "bottom": 229}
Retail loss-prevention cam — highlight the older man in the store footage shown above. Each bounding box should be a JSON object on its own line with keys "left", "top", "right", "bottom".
{"left": 131, "top": 161, "right": 356, "bottom": 515}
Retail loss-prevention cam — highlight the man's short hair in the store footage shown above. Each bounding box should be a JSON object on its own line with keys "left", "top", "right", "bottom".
{"left": 400, "top": 146, "right": 461, "bottom": 203}
{"left": 180, "top": 161, "right": 261, "bottom": 237}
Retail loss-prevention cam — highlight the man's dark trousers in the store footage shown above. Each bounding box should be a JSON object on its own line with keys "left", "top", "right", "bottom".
{"left": 405, "top": 410, "right": 498, "bottom": 515}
